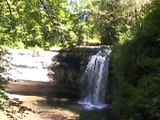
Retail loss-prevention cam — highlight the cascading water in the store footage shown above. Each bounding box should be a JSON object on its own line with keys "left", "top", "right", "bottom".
{"left": 79, "top": 48, "right": 111, "bottom": 110}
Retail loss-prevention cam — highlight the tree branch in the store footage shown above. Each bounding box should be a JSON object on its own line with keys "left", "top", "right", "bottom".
{"left": 39, "top": 0, "right": 49, "bottom": 13}
{"left": 6, "top": 0, "right": 12, "bottom": 16}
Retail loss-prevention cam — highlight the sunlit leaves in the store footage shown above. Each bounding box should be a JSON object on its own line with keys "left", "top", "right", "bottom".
{"left": 89, "top": 0, "right": 150, "bottom": 44}
{"left": 0, "top": 0, "right": 87, "bottom": 49}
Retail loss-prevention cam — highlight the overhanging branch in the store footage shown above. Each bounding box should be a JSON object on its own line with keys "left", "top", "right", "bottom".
{"left": 6, "top": 0, "right": 12, "bottom": 16}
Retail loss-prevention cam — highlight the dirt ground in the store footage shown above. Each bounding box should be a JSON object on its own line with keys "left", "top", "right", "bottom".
{"left": 0, "top": 94, "right": 79, "bottom": 120}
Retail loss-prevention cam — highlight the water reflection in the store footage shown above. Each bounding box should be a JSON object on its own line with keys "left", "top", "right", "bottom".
{"left": 79, "top": 107, "right": 110, "bottom": 120}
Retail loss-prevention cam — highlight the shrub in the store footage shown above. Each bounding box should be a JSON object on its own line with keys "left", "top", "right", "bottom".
{"left": 0, "top": 47, "right": 8, "bottom": 109}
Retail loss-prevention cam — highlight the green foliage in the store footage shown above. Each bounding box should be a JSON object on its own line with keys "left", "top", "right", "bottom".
{"left": 0, "top": 47, "right": 8, "bottom": 109}
{"left": 89, "top": 0, "right": 145, "bottom": 45}
{"left": 1, "top": 0, "right": 146, "bottom": 48}
{"left": 111, "top": 1, "right": 160, "bottom": 119}
{"left": 1, "top": 0, "right": 147, "bottom": 48}
{"left": 0, "top": 0, "right": 94, "bottom": 49}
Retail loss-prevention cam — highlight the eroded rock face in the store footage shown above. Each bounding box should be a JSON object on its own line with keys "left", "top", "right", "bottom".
{"left": 2, "top": 46, "right": 110, "bottom": 97}
{"left": 49, "top": 50, "right": 89, "bottom": 88}
{"left": 47, "top": 46, "right": 111, "bottom": 88}
{"left": 2, "top": 47, "right": 110, "bottom": 83}
{"left": 2, "top": 49, "right": 58, "bottom": 82}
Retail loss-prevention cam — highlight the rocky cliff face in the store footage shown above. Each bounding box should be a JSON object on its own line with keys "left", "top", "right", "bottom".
{"left": 2, "top": 49, "right": 58, "bottom": 82}
{"left": 2, "top": 46, "right": 110, "bottom": 96}
{"left": 49, "top": 47, "right": 108, "bottom": 88}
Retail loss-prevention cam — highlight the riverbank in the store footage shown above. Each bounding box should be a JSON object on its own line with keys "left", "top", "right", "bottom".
{"left": 0, "top": 94, "right": 79, "bottom": 120}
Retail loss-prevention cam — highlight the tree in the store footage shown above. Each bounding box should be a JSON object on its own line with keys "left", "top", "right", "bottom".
{"left": 0, "top": 0, "right": 91, "bottom": 49}
{"left": 89, "top": 0, "right": 147, "bottom": 45}
{"left": 111, "top": 0, "right": 160, "bottom": 119}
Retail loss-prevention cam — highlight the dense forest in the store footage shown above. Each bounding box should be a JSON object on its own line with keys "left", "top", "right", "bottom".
{"left": 0, "top": 0, "right": 147, "bottom": 49}
{"left": 111, "top": 1, "right": 160, "bottom": 120}
{"left": 0, "top": 0, "right": 160, "bottom": 120}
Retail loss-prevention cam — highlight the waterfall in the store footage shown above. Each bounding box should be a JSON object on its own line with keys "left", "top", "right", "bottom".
{"left": 79, "top": 48, "right": 111, "bottom": 110}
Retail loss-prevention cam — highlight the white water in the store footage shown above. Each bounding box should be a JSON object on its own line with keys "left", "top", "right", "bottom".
{"left": 79, "top": 48, "right": 111, "bottom": 110}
